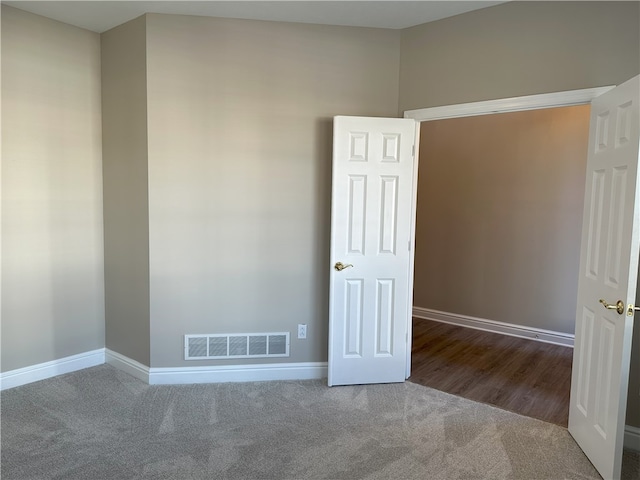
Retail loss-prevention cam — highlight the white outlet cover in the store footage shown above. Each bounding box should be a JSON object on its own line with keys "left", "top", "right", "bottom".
{"left": 297, "top": 324, "right": 307, "bottom": 339}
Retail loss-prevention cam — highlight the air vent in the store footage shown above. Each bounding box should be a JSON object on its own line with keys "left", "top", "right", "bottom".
{"left": 184, "top": 333, "right": 290, "bottom": 360}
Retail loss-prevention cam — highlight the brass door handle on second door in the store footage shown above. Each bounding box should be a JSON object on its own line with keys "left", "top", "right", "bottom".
{"left": 599, "top": 299, "right": 624, "bottom": 315}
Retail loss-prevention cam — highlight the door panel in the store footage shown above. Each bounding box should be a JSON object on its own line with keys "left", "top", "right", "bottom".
{"left": 328, "top": 116, "right": 416, "bottom": 386}
{"left": 569, "top": 75, "right": 640, "bottom": 480}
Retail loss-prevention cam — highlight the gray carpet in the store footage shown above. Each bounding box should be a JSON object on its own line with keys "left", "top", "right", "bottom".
{"left": 1, "top": 365, "right": 638, "bottom": 480}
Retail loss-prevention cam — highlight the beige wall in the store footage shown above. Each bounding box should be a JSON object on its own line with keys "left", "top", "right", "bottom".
{"left": 101, "top": 16, "right": 151, "bottom": 366}
{"left": 1, "top": 6, "right": 104, "bottom": 371}
{"left": 399, "top": 1, "right": 640, "bottom": 112}
{"left": 145, "top": 14, "right": 400, "bottom": 367}
{"left": 414, "top": 106, "right": 590, "bottom": 334}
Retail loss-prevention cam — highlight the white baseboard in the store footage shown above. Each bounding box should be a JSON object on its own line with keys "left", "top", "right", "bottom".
{"left": 105, "top": 349, "right": 150, "bottom": 383}
{"left": 104, "top": 349, "right": 327, "bottom": 385}
{"left": 148, "top": 362, "right": 328, "bottom": 385}
{"left": 0, "top": 348, "right": 105, "bottom": 391}
{"left": 1, "top": 348, "right": 326, "bottom": 389}
{"left": 413, "top": 307, "right": 574, "bottom": 347}
{"left": 625, "top": 425, "right": 640, "bottom": 452}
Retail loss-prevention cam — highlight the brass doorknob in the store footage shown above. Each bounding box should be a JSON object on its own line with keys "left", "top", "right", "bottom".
{"left": 334, "top": 262, "right": 353, "bottom": 271}
{"left": 599, "top": 299, "right": 624, "bottom": 315}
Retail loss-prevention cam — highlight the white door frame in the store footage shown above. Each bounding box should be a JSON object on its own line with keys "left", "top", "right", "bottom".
{"left": 401, "top": 85, "right": 614, "bottom": 380}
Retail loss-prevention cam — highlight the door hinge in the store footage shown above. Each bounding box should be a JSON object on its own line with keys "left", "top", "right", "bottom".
{"left": 408, "top": 240, "right": 411, "bottom": 251}
{"left": 412, "top": 145, "right": 415, "bottom": 157}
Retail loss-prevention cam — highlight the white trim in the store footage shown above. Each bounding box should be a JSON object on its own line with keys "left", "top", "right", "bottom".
{"left": 105, "top": 349, "right": 327, "bottom": 385}
{"left": 105, "top": 349, "right": 150, "bottom": 383}
{"left": 413, "top": 307, "right": 574, "bottom": 347}
{"left": 404, "top": 86, "right": 614, "bottom": 122}
{"left": 0, "top": 349, "right": 105, "bottom": 391}
{"left": 148, "top": 362, "right": 328, "bottom": 385}
{"left": 625, "top": 425, "right": 640, "bottom": 452}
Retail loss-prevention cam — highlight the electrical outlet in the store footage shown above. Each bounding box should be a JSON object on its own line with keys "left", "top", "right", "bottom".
{"left": 297, "top": 324, "right": 307, "bottom": 339}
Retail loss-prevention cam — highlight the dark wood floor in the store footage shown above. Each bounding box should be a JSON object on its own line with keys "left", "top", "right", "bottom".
{"left": 409, "top": 318, "right": 573, "bottom": 426}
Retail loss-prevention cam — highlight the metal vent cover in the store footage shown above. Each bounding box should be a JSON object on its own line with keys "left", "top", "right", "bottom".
{"left": 185, "top": 333, "right": 290, "bottom": 360}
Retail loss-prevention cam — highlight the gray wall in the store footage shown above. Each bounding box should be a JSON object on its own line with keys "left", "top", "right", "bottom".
{"left": 145, "top": 14, "right": 401, "bottom": 367}
{"left": 399, "top": 1, "right": 640, "bottom": 111}
{"left": 101, "top": 16, "right": 151, "bottom": 366}
{"left": 1, "top": 6, "right": 104, "bottom": 372}
{"left": 414, "top": 105, "right": 590, "bottom": 334}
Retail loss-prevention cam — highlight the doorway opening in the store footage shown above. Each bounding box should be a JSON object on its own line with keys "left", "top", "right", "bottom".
{"left": 407, "top": 103, "right": 591, "bottom": 427}
{"left": 403, "top": 87, "right": 614, "bottom": 379}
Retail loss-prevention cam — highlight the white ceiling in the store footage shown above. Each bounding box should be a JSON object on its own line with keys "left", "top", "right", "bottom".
{"left": 2, "top": 1, "right": 506, "bottom": 33}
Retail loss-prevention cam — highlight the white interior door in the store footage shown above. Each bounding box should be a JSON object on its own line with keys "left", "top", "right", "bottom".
{"left": 328, "top": 116, "right": 417, "bottom": 386}
{"left": 569, "top": 75, "right": 640, "bottom": 480}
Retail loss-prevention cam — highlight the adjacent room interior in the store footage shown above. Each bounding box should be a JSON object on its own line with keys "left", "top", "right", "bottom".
{"left": 410, "top": 105, "right": 591, "bottom": 426}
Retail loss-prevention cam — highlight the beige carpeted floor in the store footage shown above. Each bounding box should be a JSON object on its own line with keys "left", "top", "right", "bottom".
{"left": 1, "top": 364, "right": 638, "bottom": 479}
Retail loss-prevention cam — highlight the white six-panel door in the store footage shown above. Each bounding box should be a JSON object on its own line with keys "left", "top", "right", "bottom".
{"left": 569, "top": 75, "right": 640, "bottom": 480}
{"left": 328, "top": 116, "right": 417, "bottom": 386}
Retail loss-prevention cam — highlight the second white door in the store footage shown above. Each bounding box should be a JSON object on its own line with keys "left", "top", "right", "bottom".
{"left": 569, "top": 75, "right": 640, "bottom": 480}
